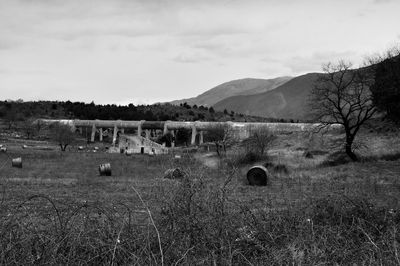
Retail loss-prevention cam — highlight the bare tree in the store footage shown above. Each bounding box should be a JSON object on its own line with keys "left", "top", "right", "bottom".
{"left": 205, "top": 124, "right": 235, "bottom": 156}
{"left": 34, "top": 118, "right": 45, "bottom": 136}
{"left": 242, "top": 127, "right": 276, "bottom": 156}
{"left": 20, "top": 118, "right": 36, "bottom": 139}
{"left": 309, "top": 60, "right": 377, "bottom": 161}
{"left": 4, "top": 108, "right": 24, "bottom": 130}
{"left": 50, "top": 123, "right": 77, "bottom": 151}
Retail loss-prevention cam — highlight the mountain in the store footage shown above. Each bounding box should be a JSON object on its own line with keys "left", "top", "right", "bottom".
{"left": 170, "top": 77, "right": 292, "bottom": 107}
{"left": 213, "top": 73, "right": 320, "bottom": 120}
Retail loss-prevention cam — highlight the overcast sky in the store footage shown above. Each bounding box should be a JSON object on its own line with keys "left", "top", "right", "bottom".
{"left": 1, "top": 0, "right": 399, "bottom": 105}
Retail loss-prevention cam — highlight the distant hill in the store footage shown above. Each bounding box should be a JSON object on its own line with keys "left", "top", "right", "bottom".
{"left": 213, "top": 73, "right": 320, "bottom": 120}
{"left": 170, "top": 77, "right": 292, "bottom": 107}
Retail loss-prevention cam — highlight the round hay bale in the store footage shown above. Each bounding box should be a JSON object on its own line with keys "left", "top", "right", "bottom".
{"left": 164, "top": 168, "right": 184, "bottom": 179}
{"left": 12, "top": 157, "right": 22, "bottom": 168}
{"left": 125, "top": 150, "right": 133, "bottom": 156}
{"left": 78, "top": 146, "right": 84, "bottom": 151}
{"left": 99, "top": 163, "right": 112, "bottom": 176}
{"left": 247, "top": 165, "right": 269, "bottom": 186}
{"left": 0, "top": 147, "right": 7, "bottom": 152}
{"left": 22, "top": 144, "right": 28, "bottom": 149}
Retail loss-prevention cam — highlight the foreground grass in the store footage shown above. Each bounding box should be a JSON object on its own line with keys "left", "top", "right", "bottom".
{"left": 1, "top": 140, "right": 400, "bottom": 265}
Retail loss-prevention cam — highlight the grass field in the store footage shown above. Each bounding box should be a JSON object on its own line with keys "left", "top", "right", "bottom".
{"left": 1, "top": 130, "right": 400, "bottom": 265}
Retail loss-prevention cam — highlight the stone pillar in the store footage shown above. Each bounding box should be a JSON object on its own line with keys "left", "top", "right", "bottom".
{"left": 199, "top": 131, "right": 204, "bottom": 145}
{"left": 99, "top": 128, "right": 103, "bottom": 142}
{"left": 70, "top": 123, "right": 76, "bottom": 133}
{"left": 112, "top": 125, "right": 118, "bottom": 146}
{"left": 163, "top": 123, "right": 168, "bottom": 135}
{"left": 137, "top": 124, "right": 142, "bottom": 137}
{"left": 91, "top": 124, "right": 96, "bottom": 142}
{"left": 138, "top": 120, "right": 144, "bottom": 137}
{"left": 145, "top": 130, "right": 151, "bottom": 139}
{"left": 191, "top": 126, "right": 197, "bottom": 145}
{"left": 163, "top": 120, "right": 171, "bottom": 135}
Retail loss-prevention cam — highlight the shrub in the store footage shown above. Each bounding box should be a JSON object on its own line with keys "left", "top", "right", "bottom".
{"left": 234, "top": 151, "right": 268, "bottom": 165}
{"left": 303, "top": 151, "right": 314, "bottom": 158}
{"left": 2, "top": 188, "right": 400, "bottom": 264}
{"left": 320, "top": 151, "right": 353, "bottom": 167}
{"left": 272, "top": 163, "right": 289, "bottom": 175}
{"left": 241, "top": 128, "right": 276, "bottom": 156}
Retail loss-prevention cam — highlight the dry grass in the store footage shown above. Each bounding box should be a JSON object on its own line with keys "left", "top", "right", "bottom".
{"left": 0, "top": 130, "right": 400, "bottom": 264}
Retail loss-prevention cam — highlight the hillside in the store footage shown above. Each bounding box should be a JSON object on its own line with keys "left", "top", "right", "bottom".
{"left": 0, "top": 100, "right": 273, "bottom": 126}
{"left": 170, "top": 77, "right": 292, "bottom": 107}
{"left": 213, "top": 73, "right": 320, "bottom": 120}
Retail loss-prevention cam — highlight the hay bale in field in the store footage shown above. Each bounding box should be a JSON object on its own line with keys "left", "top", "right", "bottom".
{"left": 12, "top": 157, "right": 22, "bottom": 168}
{"left": 0, "top": 146, "right": 7, "bottom": 152}
{"left": 125, "top": 150, "right": 133, "bottom": 156}
{"left": 99, "top": 163, "right": 112, "bottom": 176}
{"left": 22, "top": 144, "right": 28, "bottom": 149}
{"left": 163, "top": 168, "right": 184, "bottom": 179}
{"left": 78, "top": 146, "right": 84, "bottom": 151}
{"left": 247, "top": 165, "right": 269, "bottom": 186}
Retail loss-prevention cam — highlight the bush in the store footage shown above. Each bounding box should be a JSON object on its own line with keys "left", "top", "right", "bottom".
{"left": 2, "top": 188, "right": 400, "bottom": 264}
{"left": 234, "top": 151, "right": 267, "bottom": 165}
{"left": 320, "top": 151, "right": 353, "bottom": 167}
{"left": 272, "top": 163, "right": 289, "bottom": 175}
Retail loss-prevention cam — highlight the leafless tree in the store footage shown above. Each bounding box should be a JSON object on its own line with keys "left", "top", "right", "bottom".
{"left": 309, "top": 60, "right": 377, "bottom": 161}
{"left": 241, "top": 127, "right": 276, "bottom": 156}
{"left": 205, "top": 124, "right": 235, "bottom": 156}
{"left": 4, "top": 108, "right": 24, "bottom": 130}
{"left": 50, "top": 123, "right": 77, "bottom": 151}
{"left": 20, "top": 118, "right": 36, "bottom": 139}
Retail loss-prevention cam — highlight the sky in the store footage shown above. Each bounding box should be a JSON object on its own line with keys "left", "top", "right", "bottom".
{"left": 1, "top": 0, "right": 399, "bottom": 105}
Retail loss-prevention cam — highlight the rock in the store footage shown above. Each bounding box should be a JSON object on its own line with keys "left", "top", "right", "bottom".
{"left": 303, "top": 151, "right": 314, "bottom": 158}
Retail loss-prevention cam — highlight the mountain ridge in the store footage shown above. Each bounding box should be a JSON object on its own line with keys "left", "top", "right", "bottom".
{"left": 170, "top": 76, "right": 292, "bottom": 107}
{"left": 213, "top": 73, "right": 321, "bottom": 120}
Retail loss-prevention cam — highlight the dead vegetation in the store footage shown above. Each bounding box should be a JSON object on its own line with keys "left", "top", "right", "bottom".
{"left": 0, "top": 128, "right": 400, "bottom": 264}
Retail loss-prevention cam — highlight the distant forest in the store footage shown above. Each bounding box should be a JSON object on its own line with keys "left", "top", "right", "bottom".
{"left": 0, "top": 100, "right": 294, "bottom": 125}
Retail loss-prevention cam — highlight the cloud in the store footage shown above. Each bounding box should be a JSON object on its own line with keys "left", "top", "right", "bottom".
{"left": 1, "top": 0, "right": 399, "bottom": 104}
{"left": 374, "top": 0, "right": 395, "bottom": 3}
{"left": 172, "top": 51, "right": 211, "bottom": 63}
{"left": 283, "top": 51, "right": 358, "bottom": 74}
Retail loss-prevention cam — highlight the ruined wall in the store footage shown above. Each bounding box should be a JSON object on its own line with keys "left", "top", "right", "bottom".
{"left": 118, "top": 134, "right": 168, "bottom": 155}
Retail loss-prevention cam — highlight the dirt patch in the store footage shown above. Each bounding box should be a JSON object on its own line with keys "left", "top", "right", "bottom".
{"left": 194, "top": 152, "right": 220, "bottom": 169}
